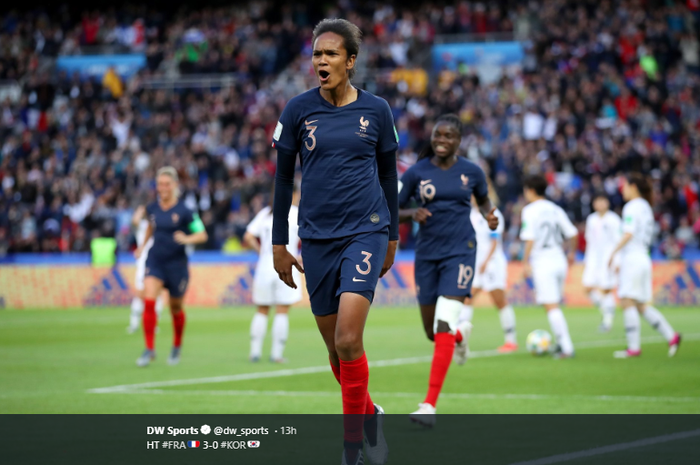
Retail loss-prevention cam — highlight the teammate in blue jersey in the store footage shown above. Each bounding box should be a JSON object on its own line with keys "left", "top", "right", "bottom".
{"left": 134, "top": 167, "right": 208, "bottom": 367}
{"left": 271, "top": 19, "right": 397, "bottom": 465}
{"left": 398, "top": 114, "right": 498, "bottom": 426}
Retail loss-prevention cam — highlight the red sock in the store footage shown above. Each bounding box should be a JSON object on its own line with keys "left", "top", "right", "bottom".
{"left": 330, "top": 358, "right": 375, "bottom": 417}
{"left": 339, "top": 353, "right": 369, "bottom": 444}
{"left": 424, "top": 332, "right": 455, "bottom": 408}
{"left": 173, "top": 310, "right": 186, "bottom": 348}
{"left": 143, "top": 299, "right": 157, "bottom": 350}
{"left": 455, "top": 329, "right": 463, "bottom": 344}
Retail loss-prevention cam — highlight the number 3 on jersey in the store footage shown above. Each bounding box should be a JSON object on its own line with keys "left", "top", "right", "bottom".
{"left": 458, "top": 264, "right": 473, "bottom": 289}
{"left": 356, "top": 251, "right": 372, "bottom": 275}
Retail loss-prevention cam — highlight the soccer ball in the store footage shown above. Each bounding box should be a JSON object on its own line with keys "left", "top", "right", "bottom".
{"left": 526, "top": 329, "right": 553, "bottom": 356}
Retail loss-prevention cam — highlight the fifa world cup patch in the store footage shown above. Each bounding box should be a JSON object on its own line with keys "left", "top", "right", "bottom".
{"left": 273, "top": 122, "right": 283, "bottom": 141}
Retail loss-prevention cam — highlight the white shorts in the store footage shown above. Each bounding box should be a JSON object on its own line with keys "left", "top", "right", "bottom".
{"left": 135, "top": 255, "right": 147, "bottom": 291}
{"left": 472, "top": 255, "right": 507, "bottom": 292}
{"left": 582, "top": 258, "right": 617, "bottom": 290}
{"left": 252, "top": 265, "right": 302, "bottom": 306}
{"left": 618, "top": 254, "right": 652, "bottom": 303}
{"left": 532, "top": 256, "right": 568, "bottom": 305}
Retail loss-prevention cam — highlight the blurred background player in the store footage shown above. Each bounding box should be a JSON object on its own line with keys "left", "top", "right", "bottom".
{"left": 459, "top": 193, "right": 516, "bottom": 354}
{"left": 127, "top": 205, "right": 164, "bottom": 334}
{"left": 520, "top": 175, "right": 578, "bottom": 359}
{"left": 582, "top": 194, "right": 621, "bottom": 333}
{"left": 134, "top": 167, "right": 208, "bottom": 367}
{"left": 398, "top": 114, "right": 498, "bottom": 426}
{"left": 243, "top": 186, "right": 301, "bottom": 363}
{"left": 610, "top": 173, "right": 681, "bottom": 359}
{"left": 271, "top": 19, "right": 397, "bottom": 465}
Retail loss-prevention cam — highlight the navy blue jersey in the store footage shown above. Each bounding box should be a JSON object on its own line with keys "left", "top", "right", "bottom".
{"left": 146, "top": 200, "right": 201, "bottom": 262}
{"left": 271, "top": 88, "right": 398, "bottom": 242}
{"left": 398, "top": 157, "right": 488, "bottom": 260}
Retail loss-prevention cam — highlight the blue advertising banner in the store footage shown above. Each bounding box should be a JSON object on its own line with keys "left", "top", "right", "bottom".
{"left": 56, "top": 54, "right": 146, "bottom": 79}
{"left": 432, "top": 42, "right": 524, "bottom": 71}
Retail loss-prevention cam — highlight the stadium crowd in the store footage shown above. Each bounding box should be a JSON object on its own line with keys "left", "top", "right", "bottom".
{"left": 1, "top": 0, "right": 700, "bottom": 258}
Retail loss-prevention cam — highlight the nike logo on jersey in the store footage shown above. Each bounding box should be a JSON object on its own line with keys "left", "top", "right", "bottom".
{"left": 353, "top": 277, "right": 366, "bottom": 282}
{"left": 305, "top": 120, "right": 318, "bottom": 126}
{"left": 420, "top": 179, "right": 432, "bottom": 186}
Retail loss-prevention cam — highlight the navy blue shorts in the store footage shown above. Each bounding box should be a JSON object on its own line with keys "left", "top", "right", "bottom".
{"left": 301, "top": 229, "right": 389, "bottom": 316}
{"left": 145, "top": 258, "right": 190, "bottom": 298}
{"left": 415, "top": 249, "right": 477, "bottom": 306}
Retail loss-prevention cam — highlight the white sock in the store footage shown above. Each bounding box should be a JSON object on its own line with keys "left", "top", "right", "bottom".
{"left": 155, "top": 296, "right": 164, "bottom": 317}
{"left": 547, "top": 308, "right": 574, "bottom": 354}
{"left": 270, "top": 313, "right": 289, "bottom": 361}
{"left": 642, "top": 305, "right": 675, "bottom": 342}
{"left": 589, "top": 289, "right": 602, "bottom": 306}
{"left": 623, "top": 306, "right": 641, "bottom": 352}
{"left": 601, "top": 293, "right": 616, "bottom": 327}
{"left": 499, "top": 305, "right": 517, "bottom": 344}
{"left": 249, "top": 312, "right": 268, "bottom": 359}
{"left": 130, "top": 297, "right": 143, "bottom": 329}
{"left": 459, "top": 304, "right": 474, "bottom": 323}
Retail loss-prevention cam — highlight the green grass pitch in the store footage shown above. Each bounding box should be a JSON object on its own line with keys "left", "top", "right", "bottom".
{"left": 1, "top": 306, "right": 698, "bottom": 414}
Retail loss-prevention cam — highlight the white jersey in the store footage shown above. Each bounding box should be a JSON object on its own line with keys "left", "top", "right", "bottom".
{"left": 621, "top": 198, "right": 654, "bottom": 257}
{"left": 136, "top": 219, "right": 154, "bottom": 251}
{"left": 584, "top": 211, "right": 621, "bottom": 265}
{"left": 246, "top": 205, "right": 300, "bottom": 265}
{"left": 520, "top": 199, "right": 578, "bottom": 262}
{"left": 470, "top": 207, "right": 505, "bottom": 264}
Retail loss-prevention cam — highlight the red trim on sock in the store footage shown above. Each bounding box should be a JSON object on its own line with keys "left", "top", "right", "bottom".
{"left": 143, "top": 299, "right": 157, "bottom": 350}
{"left": 173, "top": 310, "right": 186, "bottom": 348}
{"left": 455, "top": 329, "right": 463, "bottom": 344}
{"left": 424, "top": 332, "right": 455, "bottom": 408}
{"left": 340, "top": 353, "right": 369, "bottom": 443}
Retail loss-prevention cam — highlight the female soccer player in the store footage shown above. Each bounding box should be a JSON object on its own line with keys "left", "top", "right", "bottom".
{"left": 609, "top": 173, "right": 681, "bottom": 358}
{"left": 459, "top": 193, "right": 516, "bottom": 355}
{"left": 520, "top": 175, "right": 578, "bottom": 359}
{"left": 582, "top": 194, "right": 621, "bottom": 333}
{"left": 243, "top": 188, "right": 301, "bottom": 363}
{"left": 134, "top": 167, "right": 208, "bottom": 367}
{"left": 398, "top": 114, "right": 498, "bottom": 426}
{"left": 127, "top": 205, "right": 164, "bottom": 334}
{"left": 271, "top": 19, "right": 397, "bottom": 465}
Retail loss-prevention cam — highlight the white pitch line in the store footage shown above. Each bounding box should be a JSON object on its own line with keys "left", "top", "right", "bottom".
{"left": 87, "top": 333, "right": 700, "bottom": 394}
{"left": 108, "top": 389, "right": 700, "bottom": 404}
{"left": 508, "top": 429, "right": 700, "bottom": 465}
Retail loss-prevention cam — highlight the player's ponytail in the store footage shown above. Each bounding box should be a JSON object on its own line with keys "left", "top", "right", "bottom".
{"left": 157, "top": 166, "right": 181, "bottom": 198}
{"left": 627, "top": 172, "right": 653, "bottom": 206}
{"left": 418, "top": 114, "right": 463, "bottom": 161}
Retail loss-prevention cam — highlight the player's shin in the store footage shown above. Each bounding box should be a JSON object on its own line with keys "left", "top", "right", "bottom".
{"left": 623, "top": 307, "right": 641, "bottom": 352}
{"left": 499, "top": 305, "right": 517, "bottom": 344}
{"left": 339, "top": 353, "right": 369, "bottom": 451}
{"left": 600, "top": 293, "right": 616, "bottom": 329}
{"left": 270, "top": 313, "right": 289, "bottom": 361}
{"left": 249, "top": 312, "right": 268, "bottom": 361}
{"left": 142, "top": 299, "right": 157, "bottom": 350}
{"left": 546, "top": 308, "right": 574, "bottom": 355}
{"left": 172, "top": 309, "right": 185, "bottom": 348}
{"left": 424, "top": 297, "right": 461, "bottom": 407}
{"left": 642, "top": 305, "right": 675, "bottom": 342}
{"left": 130, "top": 298, "right": 143, "bottom": 330}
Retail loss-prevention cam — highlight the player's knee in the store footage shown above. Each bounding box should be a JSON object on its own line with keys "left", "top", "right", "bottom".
{"left": 435, "top": 319, "right": 451, "bottom": 334}
{"left": 170, "top": 302, "right": 183, "bottom": 314}
{"left": 334, "top": 332, "right": 362, "bottom": 356}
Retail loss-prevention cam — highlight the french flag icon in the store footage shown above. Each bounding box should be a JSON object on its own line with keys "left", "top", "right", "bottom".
{"left": 187, "top": 441, "right": 200, "bottom": 448}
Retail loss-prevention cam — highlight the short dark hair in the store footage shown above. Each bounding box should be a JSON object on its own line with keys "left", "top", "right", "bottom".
{"left": 523, "top": 174, "right": 548, "bottom": 197}
{"left": 627, "top": 172, "right": 653, "bottom": 206}
{"left": 312, "top": 18, "right": 362, "bottom": 79}
{"left": 592, "top": 191, "right": 609, "bottom": 202}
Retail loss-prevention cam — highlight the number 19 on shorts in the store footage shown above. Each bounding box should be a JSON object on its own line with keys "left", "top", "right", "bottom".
{"left": 458, "top": 264, "right": 473, "bottom": 289}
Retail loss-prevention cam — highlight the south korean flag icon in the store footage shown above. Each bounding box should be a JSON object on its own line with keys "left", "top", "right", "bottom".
{"left": 248, "top": 441, "right": 260, "bottom": 448}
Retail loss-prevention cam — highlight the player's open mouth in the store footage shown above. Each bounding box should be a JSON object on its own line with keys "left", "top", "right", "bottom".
{"left": 318, "top": 70, "right": 330, "bottom": 82}
{"left": 435, "top": 145, "right": 448, "bottom": 154}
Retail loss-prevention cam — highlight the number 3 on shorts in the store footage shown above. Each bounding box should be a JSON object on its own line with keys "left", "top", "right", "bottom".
{"left": 458, "top": 264, "right": 473, "bottom": 289}
{"left": 356, "top": 251, "right": 372, "bottom": 275}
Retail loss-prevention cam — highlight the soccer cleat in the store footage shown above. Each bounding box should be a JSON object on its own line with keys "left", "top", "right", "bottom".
{"left": 668, "top": 333, "right": 682, "bottom": 357}
{"left": 551, "top": 345, "right": 575, "bottom": 359}
{"left": 167, "top": 347, "right": 181, "bottom": 366}
{"left": 136, "top": 349, "right": 155, "bottom": 367}
{"left": 613, "top": 349, "right": 641, "bottom": 359}
{"left": 269, "top": 357, "right": 287, "bottom": 364}
{"left": 364, "top": 404, "right": 388, "bottom": 465}
{"left": 497, "top": 342, "right": 518, "bottom": 353}
{"left": 453, "top": 321, "right": 473, "bottom": 365}
{"left": 408, "top": 403, "right": 436, "bottom": 428}
{"left": 341, "top": 448, "right": 364, "bottom": 465}
{"left": 249, "top": 355, "right": 261, "bottom": 363}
